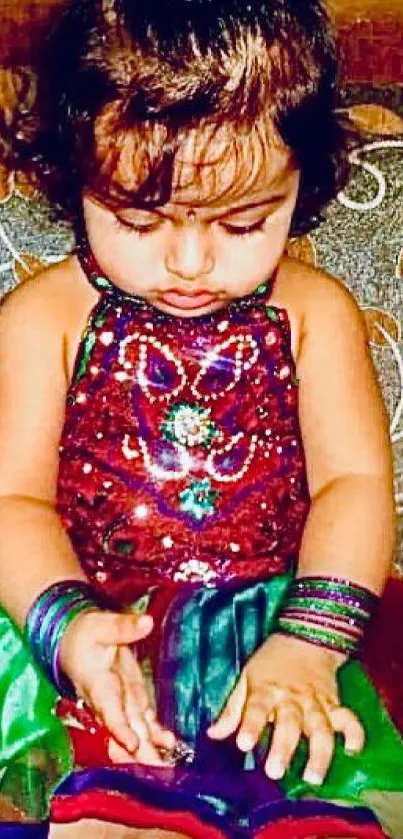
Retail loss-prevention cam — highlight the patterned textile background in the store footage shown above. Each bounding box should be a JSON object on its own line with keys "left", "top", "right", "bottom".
{"left": 0, "top": 72, "right": 402, "bottom": 566}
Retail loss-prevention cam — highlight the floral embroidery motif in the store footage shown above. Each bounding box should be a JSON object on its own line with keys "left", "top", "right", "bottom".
{"left": 161, "top": 401, "right": 218, "bottom": 449}
{"left": 179, "top": 478, "right": 219, "bottom": 521}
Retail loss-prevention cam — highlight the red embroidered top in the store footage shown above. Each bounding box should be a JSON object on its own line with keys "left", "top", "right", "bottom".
{"left": 57, "top": 248, "right": 310, "bottom": 604}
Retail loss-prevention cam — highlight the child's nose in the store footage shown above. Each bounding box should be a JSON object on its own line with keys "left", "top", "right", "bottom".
{"left": 164, "top": 227, "right": 215, "bottom": 280}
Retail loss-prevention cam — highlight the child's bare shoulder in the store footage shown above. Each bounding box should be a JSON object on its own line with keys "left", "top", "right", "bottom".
{"left": 274, "top": 257, "right": 365, "bottom": 341}
{"left": 0, "top": 256, "right": 95, "bottom": 330}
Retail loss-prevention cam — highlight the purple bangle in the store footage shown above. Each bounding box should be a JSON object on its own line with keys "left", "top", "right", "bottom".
{"left": 290, "top": 576, "right": 379, "bottom": 606}
{"left": 50, "top": 602, "right": 98, "bottom": 695}
{"left": 39, "top": 592, "right": 92, "bottom": 671}
{"left": 27, "top": 581, "right": 95, "bottom": 627}
{"left": 25, "top": 580, "right": 104, "bottom": 696}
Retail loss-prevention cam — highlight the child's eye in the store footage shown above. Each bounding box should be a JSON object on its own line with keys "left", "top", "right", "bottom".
{"left": 220, "top": 218, "right": 266, "bottom": 236}
{"left": 115, "top": 217, "right": 161, "bottom": 235}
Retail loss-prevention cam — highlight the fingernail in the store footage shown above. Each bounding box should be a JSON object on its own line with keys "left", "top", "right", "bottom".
{"left": 265, "top": 757, "right": 285, "bottom": 780}
{"left": 127, "top": 738, "right": 138, "bottom": 753}
{"left": 163, "top": 732, "right": 176, "bottom": 748}
{"left": 303, "top": 770, "right": 323, "bottom": 786}
{"left": 138, "top": 614, "right": 153, "bottom": 628}
{"left": 237, "top": 732, "right": 254, "bottom": 752}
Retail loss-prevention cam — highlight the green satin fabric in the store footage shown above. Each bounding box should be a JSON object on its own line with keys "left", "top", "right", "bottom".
{"left": 0, "top": 610, "right": 72, "bottom": 819}
{"left": 162, "top": 575, "right": 403, "bottom": 807}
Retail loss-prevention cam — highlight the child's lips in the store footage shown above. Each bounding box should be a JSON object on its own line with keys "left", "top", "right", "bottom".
{"left": 158, "top": 290, "right": 218, "bottom": 311}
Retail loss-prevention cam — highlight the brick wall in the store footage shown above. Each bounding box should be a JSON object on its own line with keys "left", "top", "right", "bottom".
{"left": 0, "top": 0, "right": 402, "bottom": 82}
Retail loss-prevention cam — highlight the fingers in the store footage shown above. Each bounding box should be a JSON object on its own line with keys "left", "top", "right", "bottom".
{"left": 301, "top": 699, "right": 365, "bottom": 784}
{"left": 328, "top": 705, "right": 365, "bottom": 754}
{"left": 119, "top": 647, "right": 176, "bottom": 751}
{"left": 236, "top": 691, "right": 275, "bottom": 752}
{"left": 108, "top": 737, "right": 137, "bottom": 764}
{"left": 264, "top": 700, "right": 303, "bottom": 780}
{"left": 235, "top": 687, "right": 336, "bottom": 785}
{"left": 72, "top": 610, "right": 176, "bottom": 761}
{"left": 134, "top": 734, "right": 168, "bottom": 765}
{"left": 88, "top": 662, "right": 175, "bottom": 763}
{"left": 87, "top": 671, "right": 139, "bottom": 753}
{"left": 93, "top": 611, "right": 154, "bottom": 645}
{"left": 145, "top": 709, "right": 177, "bottom": 751}
{"left": 210, "top": 675, "right": 364, "bottom": 788}
{"left": 234, "top": 688, "right": 305, "bottom": 781}
{"left": 301, "top": 700, "right": 335, "bottom": 785}
{"left": 122, "top": 681, "right": 170, "bottom": 763}
{"left": 108, "top": 731, "right": 168, "bottom": 766}
{"left": 207, "top": 673, "right": 247, "bottom": 740}
{"left": 119, "top": 646, "right": 152, "bottom": 715}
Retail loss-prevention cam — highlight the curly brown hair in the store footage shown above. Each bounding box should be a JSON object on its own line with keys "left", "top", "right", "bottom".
{"left": 4, "top": 0, "right": 349, "bottom": 236}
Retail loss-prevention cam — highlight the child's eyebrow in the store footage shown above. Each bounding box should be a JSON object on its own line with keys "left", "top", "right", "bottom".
{"left": 214, "top": 194, "right": 286, "bottom": 218}
{"left": 120, "top": 193, "right": 286, "bottom": 222}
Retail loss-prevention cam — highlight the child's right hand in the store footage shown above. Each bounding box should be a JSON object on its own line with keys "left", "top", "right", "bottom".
{"left": 59, "top": 609, "right": 175, "bottom": 764}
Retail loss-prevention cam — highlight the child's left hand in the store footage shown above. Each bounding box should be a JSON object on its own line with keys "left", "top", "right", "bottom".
{"left": 208, "top": 633, "right": 365, "bottom": 785}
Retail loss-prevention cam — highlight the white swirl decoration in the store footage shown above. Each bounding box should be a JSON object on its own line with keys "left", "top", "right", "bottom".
{"left": 338, "top": 140, "right": 403, "bottom": 212}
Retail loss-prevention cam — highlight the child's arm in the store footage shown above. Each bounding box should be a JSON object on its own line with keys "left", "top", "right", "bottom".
{"left": 209, "top": 269, "right": 394, "bottom": 783}
{"left": 296, "top": 270, "right": 394, "bottom": 589}
{"left": 0, "top": 272, "right": 85, "bottom": 623}
{"left": 0, "top": 270, "right": 171, "bottom": 761}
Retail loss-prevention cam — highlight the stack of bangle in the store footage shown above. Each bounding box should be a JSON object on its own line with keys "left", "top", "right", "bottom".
{"left": 25, "top": 580, "right": 103, "bottom": 696}
{"left": 276, "top": 576, "right": 380, "bottom": 656}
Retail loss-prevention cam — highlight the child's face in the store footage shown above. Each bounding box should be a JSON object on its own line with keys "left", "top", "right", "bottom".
{"left": 82, "top": 126, "right": 299, "bottom": 317}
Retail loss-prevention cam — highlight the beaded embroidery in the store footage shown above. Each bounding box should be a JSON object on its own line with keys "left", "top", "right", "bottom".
{"left": 57, "top": 246, "right": 310, "bottom": 598}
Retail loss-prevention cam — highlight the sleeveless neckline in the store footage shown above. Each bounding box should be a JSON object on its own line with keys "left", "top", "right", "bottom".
{"left": 76, "top": 237, "right": 283, "bottom": 325}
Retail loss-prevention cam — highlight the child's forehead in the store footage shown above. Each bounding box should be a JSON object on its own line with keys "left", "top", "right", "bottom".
{"left": 170, "top": 124, "right": 294, "bottom": 208}
{"left": 95, "top": 116, "right": 296, "bottom": 211}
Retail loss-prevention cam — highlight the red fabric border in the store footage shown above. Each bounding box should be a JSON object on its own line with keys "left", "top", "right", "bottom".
{"left": 51, "top": 792, "right": 390, "bottom": 839}
{"left": 51, "top": 790, "right": 228, "bottom": 839}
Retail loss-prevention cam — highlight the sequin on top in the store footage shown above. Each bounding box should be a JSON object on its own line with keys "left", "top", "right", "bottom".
{"left": 56, "top": 246, "right": 310, "bottom": 604}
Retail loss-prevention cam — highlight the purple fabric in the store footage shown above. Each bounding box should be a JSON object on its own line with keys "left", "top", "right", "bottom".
{"left": 0, "top": 827, "right": 48, "bottom": 838}
{"left": 54, "top": 765, "right": 381, "bottom": 836}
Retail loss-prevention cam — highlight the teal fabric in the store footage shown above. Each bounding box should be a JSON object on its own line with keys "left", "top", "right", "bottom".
{"left": 159, "top": 573, "right": 293, "bottom": 741}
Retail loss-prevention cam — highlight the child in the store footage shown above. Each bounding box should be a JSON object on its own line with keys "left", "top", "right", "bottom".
{"left": 0, "top": 0, "right": 402, "bottom": 837}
